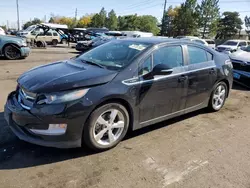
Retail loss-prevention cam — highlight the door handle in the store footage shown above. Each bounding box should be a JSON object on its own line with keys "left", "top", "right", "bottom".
{"left": 209, "top": 68, "right": 216, "bottom": 74}
{"left": 178, "top": 75, "right": 188, "bottom": 82}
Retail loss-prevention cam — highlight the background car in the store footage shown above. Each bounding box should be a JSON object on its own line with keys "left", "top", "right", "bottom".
{"left": 229, "top": 45, "right": 250, "bottom": 88}
{"left": 0, "top": 35, "right": 30, "bottom": 60}
{"left": 216, "top": 40, "right": 248, "bottom": 54}
{"left": 204, "top": 39, "right": 216, "bottom": 49}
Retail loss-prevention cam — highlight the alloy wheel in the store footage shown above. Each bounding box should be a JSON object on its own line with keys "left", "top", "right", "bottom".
{"left": 212, "top": 84, "right": 226, "bottom": 110}
{"left": 93, "top": 109, "right": 125, "bottom": 146}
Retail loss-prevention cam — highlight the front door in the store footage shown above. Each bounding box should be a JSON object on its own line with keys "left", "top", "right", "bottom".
{"left": 185, "top": 45, "right": 217, "bottom": 108}
{"left": 138, "top": 45, "right": 188, "bottom": 124}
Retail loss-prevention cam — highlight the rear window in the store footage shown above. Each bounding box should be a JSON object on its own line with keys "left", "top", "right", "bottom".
{"left": 206, "top": 40, "right": 215, "bottom": 44}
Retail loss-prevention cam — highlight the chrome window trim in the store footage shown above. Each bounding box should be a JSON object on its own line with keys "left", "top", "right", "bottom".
{"left": 122, "top": 65, "right": 216, "bottom": 86}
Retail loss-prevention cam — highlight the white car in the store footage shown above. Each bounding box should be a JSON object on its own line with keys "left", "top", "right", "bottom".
{"left": 229, "top": 46, "right": 250, "bottom": 88}
{"left": 181, "top": 37, "right": 210, "bottom": 47}
{"left": 0, "top": 27, "right": 6, "bottom": 35}
{"left": 216, "top": 40, "right": 249, "bottom": 54}
{"left": 204, "top": 39, "right": 216, "bottom": 49}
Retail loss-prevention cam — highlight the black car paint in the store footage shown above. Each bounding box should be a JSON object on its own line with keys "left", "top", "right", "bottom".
{"left": 18, "top": 60, "right": 118, "bottom": 93}
{"left": 4, "top": 38, "right": 233, "bottom": 148}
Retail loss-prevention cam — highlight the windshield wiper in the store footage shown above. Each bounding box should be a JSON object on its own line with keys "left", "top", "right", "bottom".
{"left": 80, "top": 60, "right": 106, "bottom": 69}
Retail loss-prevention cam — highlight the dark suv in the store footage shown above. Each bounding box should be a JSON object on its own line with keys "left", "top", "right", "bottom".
{"left": 5, "top": 38, "right": 233, "bottom": 151}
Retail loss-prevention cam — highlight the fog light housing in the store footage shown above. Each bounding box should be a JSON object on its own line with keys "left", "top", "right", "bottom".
{"left": 30, "top": 124, "right": 67, "bottom": 136}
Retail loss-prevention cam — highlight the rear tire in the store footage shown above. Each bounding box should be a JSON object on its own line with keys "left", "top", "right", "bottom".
{"left": 4, "top": 45, "right": 21, "bottom": 60}
{"left": 52, "top": 39, "right": 58, "bottom": 46}
{"left": 208, "top": 82, "right": 228, "bottom": 112}
{"left": 83, "top": 103, "right": 129, "bottom": 151}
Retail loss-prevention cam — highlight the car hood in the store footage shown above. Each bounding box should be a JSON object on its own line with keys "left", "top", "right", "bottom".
{"left": 0, "top": 35, "right": 23, "bottom": 42}
{"left": 217, "top": 45, "right": 237, "bottom": 49}
{"left": 230, "top": 50, "right": 250, "bottom": 62}
{"left": 18, "top": 60, "right": 118, "bottom": 93}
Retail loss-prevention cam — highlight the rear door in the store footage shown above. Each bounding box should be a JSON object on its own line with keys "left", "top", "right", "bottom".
{"left": 184, "top": 45, "right": 217, "bottom": 108}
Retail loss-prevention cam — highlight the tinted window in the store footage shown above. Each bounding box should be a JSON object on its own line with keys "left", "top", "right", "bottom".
{"left": 206, "top": 40, "right": 215, "bottom": 44}
{"left": 153, "top": 46, "right": 183, "bottom": 68}
{"left": 139, "top": 56, "right": 153, "bottom": 76}
{"left": 223, "top": 41, "right": 238, "bottom": 46}
{"left": 239, "top": 42, "right": 247, "bottom": 46}
{"left": 46, "top": 32, "right": 52, "bottom": 36}
{"left": 188, "top": 46, "right": 208, "bottom": 64}
{"left": 53, "top": 32, "right": 58, "bottom": 36}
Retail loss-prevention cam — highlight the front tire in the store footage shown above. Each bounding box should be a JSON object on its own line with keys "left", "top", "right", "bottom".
{"left": 208, "top": 82, "right": 228, "bottom": 112}
{"left": 4, "top": 45, "right": 21, "bottom": 60}
{"left": 83, "top": 103, "right": 129, "bottom": 151}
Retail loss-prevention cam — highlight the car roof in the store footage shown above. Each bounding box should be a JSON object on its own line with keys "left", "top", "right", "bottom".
{"left": 119, "top": 37, "right": 182, "bottom": 44}
{"left": 118, "top": 37, "right": 208, "bottom": 47}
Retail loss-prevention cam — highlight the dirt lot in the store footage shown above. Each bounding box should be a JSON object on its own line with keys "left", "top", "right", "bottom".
{"left": 0, "top": 48, "right": 250, "bottom": 188}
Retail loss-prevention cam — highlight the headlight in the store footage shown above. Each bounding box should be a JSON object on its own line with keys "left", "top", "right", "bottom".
{"left": 37, "top": 89, "right": 89, "bottom": 104}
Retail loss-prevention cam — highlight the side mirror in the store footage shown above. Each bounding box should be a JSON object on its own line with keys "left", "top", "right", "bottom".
{"left": 152, "top": 64, "right": 173, "bottom": 76}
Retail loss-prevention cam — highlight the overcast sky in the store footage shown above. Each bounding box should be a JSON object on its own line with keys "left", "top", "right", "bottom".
{"left": 0, "top": 0, "right": 249, "bottom": 29}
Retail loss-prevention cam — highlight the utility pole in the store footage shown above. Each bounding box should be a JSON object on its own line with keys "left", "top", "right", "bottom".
{"left": 75, "top": 8, "right": 78, "bottom": 21}
{"left": 16, "top": 0, "right": 20, "bottom": 30}
{"left": 161, "top": 0, "right": 167, "bottom": 36}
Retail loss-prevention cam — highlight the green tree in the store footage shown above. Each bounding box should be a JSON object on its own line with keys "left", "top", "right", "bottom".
{"left": 118, "top": 14, "right": 139, "bottom": 31}
{"left": 216, "top": 12, "right": 243, "bottom": 39}
{"left": 99, "top": 7, "right": 107, "bottom": 27}
{"left": 196, "top": 0, "right": 220, "bottom": 38}
{"left": 161, "top": 6, "right": 180, "bottom": 36}
{"left": 89, "top": 13, "right": 102, "bottom": 27}
{"left": 23, "top": 18, "right": 42, "bottom": 30}
{"left": 106, "top": 9, "right": 118, "bottom": 30}
{"left": 48, "top": 17, "right": 54, "bottom": 23}
{"left": 137, "top": 15, "right": 160, "bottom": 35}
{"left": 173, "top": 0, "right": 199, "bottom": 36}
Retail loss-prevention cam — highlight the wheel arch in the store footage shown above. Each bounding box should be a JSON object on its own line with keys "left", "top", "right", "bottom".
{"left": 218, "top": 79, "right": 230, "bottom": 97}
{"left": 2, "top": 43, "right": 21, "bottom": 53}
{"left": 83, "top": 97, "right": 134, "bottom": 134}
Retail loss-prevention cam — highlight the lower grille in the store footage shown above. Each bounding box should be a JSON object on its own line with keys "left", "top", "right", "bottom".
{"left": 232, "top": 62, "right": 250, "bottom": 72}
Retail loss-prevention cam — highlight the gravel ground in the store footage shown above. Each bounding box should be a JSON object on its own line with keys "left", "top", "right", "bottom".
{"left": 0, "top": 48, "right": 250, "bottom": 188}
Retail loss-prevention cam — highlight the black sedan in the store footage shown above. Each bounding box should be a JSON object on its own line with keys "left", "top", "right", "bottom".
{"left": 4, "top": 38, "right": 233, "bottom": 151}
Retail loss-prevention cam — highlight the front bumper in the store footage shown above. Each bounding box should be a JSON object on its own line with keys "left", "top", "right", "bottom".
{"left": 4, "top": 92, "right": 90, "bottom": 148}
{"left": 20, "top": 47, "right": 31, "bottom": 57}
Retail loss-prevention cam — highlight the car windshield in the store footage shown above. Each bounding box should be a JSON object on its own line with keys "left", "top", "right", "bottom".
{"left": 25, "top": 25, "right": 36, "bottom": 32}
{"left": 242, "top": 46, "right": 250, "bottom": 52}
{"left": 223, "top": 41, "right": 238, "bottom": 46}
{"left": 77, "top": 40, "right": 150, "bottom": 71}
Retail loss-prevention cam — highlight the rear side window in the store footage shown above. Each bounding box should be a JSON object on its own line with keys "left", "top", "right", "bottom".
{"left": 53, "top": 32, "right": 58, "bottom": 36}
{"left": 187, "top": 46, "right": 208, "bottom": 64}
{"left": 206, "top": 40, "right": 215, "bottom": 44}
{"left": 153, "top": 46, "right": 183, "bottom": 68}
{"left": 239, "top": 42, "right": 247, "bottom": 47}
{"left": 46, "top": 32, "right": 52, "bottom": 36}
